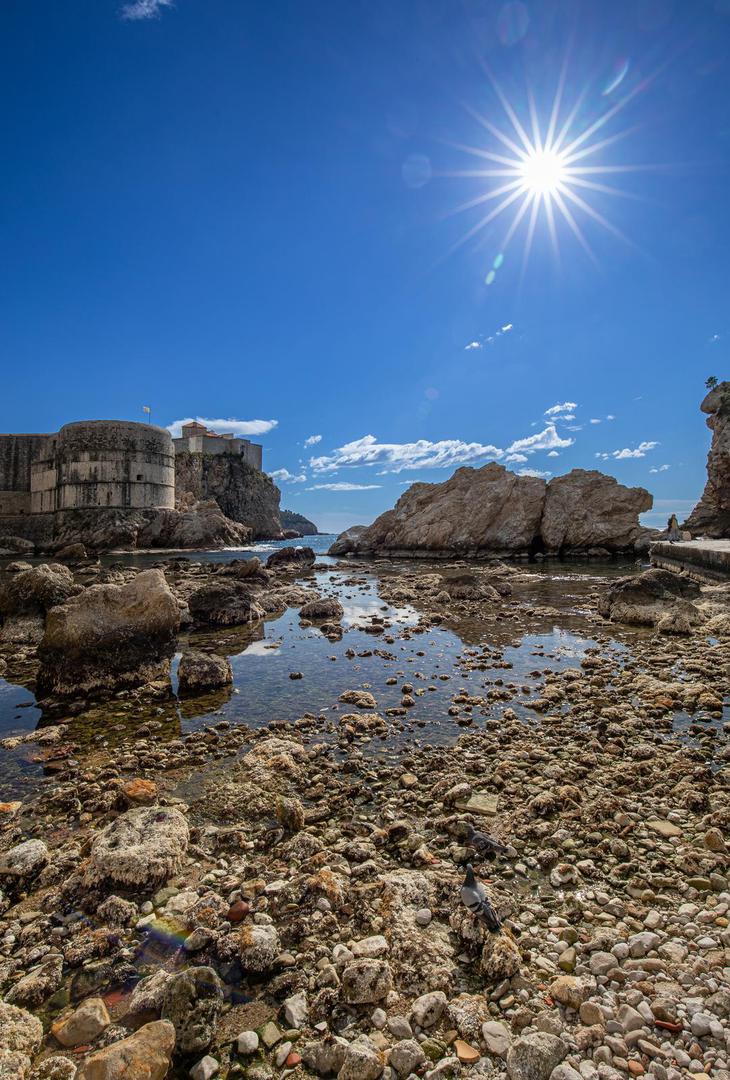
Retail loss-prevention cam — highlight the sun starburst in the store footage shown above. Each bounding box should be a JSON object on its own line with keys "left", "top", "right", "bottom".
{"left": 445, "top": 60, "right": 658, "bottom": 272}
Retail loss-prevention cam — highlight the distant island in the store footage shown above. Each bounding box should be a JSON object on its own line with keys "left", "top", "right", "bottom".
{"left": 280, "top": 508, "right": 319, "bottom": 535}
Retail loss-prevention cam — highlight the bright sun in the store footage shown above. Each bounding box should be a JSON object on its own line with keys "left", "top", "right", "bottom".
{"left": 518, "top": 148, "right": 568, "bottom": 196}
{"left": 447, "top": 61, "right": 652, "bottom": 267}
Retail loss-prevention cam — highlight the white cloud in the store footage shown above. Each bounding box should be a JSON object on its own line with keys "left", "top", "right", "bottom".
{"left": 269, "top": 469, "right": 307, "bottom": 484}
{"left": 519, "top": 468, "right": 552, "bottom": 479}
{"left": 590, "top": 418, "right": 601, "bottom": 424}
{"left": 304, "top": 434, "right": 322, "bottom": 447}
{"left": 121, "top": 0, "right": 173, "bottom": 19}
{"left": 310, "top": 435, "right": 504, "bottom": 474}
{"left": 464, "top": 323, "right": 513, "bottom": 351}
{"left": 649, "top": 464, "right": 670, "bottom": 473}
{"left": 547, "top": 450, "right": 560, "bottom": 457}
{"left": 545, "top": 401, "right": 577, "bottom": 417}
{"left": 606, "top": 414, "right": 616, "bottom": 421}
{"left": 504, "top": 452, "right": 528, "bottom": 463}
{"left": 306, "top": 482, "right": 381, "bottom": 492}
{"left": 167, "top": 417, "right": 278, "bottom": 438}
{"left": 506, "top": 424, "right": 574, "bottom": 455}
{"left": 597, "top": 440, "right": 659, "bottom": 461}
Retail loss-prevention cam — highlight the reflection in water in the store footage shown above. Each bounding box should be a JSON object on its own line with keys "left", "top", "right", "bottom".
{"left": 0, "top": 552, "right": 680, "bottom": 798}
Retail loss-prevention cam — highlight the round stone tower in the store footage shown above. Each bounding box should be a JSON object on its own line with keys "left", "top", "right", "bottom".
{"left": 30, "top": 420, "right": 175, "bottom": 513}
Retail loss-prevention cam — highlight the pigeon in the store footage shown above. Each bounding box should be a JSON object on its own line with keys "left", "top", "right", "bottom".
{"left": 460, "top": 863, "right": 502, "bottom": 933}
{"left": 462, "top": 822, "right": 508, "bottom": 860}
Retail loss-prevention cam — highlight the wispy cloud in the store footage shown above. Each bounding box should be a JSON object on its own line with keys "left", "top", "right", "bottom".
{"left": 649, "top": 464, "right": 670, "bottom": 473}
{"left": 310, "top": 435, "right": 504, "bottom": 474}
{"left": 506, "top": 424, "right": 574, "bottom": 455}
{"left": 596, "top": 440, "right": 659, "bottom": 461}
{"left": 519, "top": 468, "right": 552, "bottom": 479}
{"left": 590, "top": 418, "right": 601, "bottom": 424}
{"left": 121, "top": 0, "right": 174, "bottom": 20}
{"left": 303, "top": 434, "right": 322, "bottom": 447}
{"left": 464, "top": 323, "right": 514, "bottom": 350}
{"left": 167, "top": 417, "right": 278, "bottom": 438}
{"left": 545, "top": 401, "right": 577, "bottom": 417}
{"left": 547, "top": 450, "right": 560, "bottom": 457}
{"left": 311, "top": 422, "right": 573, "bottom": 476}
{"left": 306, "top": 482, "right": 381, "bottom": 492}
{"left": 269, "top": 469, "right": 306, "bottom": 484}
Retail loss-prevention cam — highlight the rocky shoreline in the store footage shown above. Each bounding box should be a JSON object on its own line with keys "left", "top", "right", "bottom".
{"left": 0, "top": 546, "right": 728, "bottom": 1080}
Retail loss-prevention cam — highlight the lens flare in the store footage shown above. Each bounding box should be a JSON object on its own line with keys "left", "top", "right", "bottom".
{"left": 443, "top": 56, "right": 659, "bottom": 269}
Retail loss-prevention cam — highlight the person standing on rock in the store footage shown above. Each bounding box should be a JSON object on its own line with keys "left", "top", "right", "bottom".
{"left": 667, "top": 514, "right": 681, "bottom": 543}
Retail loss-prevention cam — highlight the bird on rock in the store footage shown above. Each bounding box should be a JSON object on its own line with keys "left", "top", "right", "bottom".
{"left": 462, "top": 822, "right": 508, "bottom": 860}
{"left": 460, "top": 863, "right": 502, "bottom": 932}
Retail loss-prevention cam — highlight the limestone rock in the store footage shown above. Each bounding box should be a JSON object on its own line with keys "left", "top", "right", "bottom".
{"left": 0, "top": 839, "right": 48, "bottom": 881}
{"left": 389, "top": 1039, "right": 427, "bottom": 1075}
{"left": 5, "top": 955, "right": 64, "bottom": 1007}
{"left": 30, "top": 1056, "right": 78, "bottom": 1080}
{"left": 506, "top": 1033, "right": 568, "bottom": 1080}
{"left": 300, "top": 596, "right": 344, "bottom": 620}
{"left": 37, "top": 569, "right": 180, "bottom": 697}
{"left": 0, "top": 1002, "right": 44, "bottom": 1055}
{"left": 188, "top": 581, "right": 264, "bottom": 627}
{"left": 339, "top": 1038, "right": 383, "bottom": 1080}
{"left": 89, "top": 806, "right": 189, "bottom": 888}
{"left": 341, "top": 958, "right": 393, "bottom": 1004}
{"left": 685, "top": 381, "right": 730, "bottom": 536}
{"left": 177, "top": 650, "right": 233, "bottom": 692}
{"left": 598, "top": 568, "right": 700, "bottom": 629}
{"left": 160, "top": 966, "right": 223, "bottom": 1054}
{"left": 76, "top": 1020, "right": 175, "bottom": 1080}
{"left": 0, "top": 1049, "right": 32, "bottom": 1079}
{"left": 0, "top": 563, "right": 79, "bottom": 618}
{"left": 175, "top": 452, "right": 282, "bottom": 539}
{"left": 238, "top": 923, "right": 281, "bottom": 972}
{"left": 52, "top": 998, "right": 110, "bottom": 1048}
{"left": 301, "top": 1036, "right": 349, "bottom": 1076}
{"left": 328, "top": 525, "right": 367, "bottom": 555}
{"left": 411, "top": 990, "right": 448, "bottom": 1028}
{"left": 482, "top": 1021, "right": 512, "bottom": 1058}
{"left": 266, "top": 545, "right": 316, "bottom": 570}
{"left": 540, "top": 470, "right": 652, "bottom": 553}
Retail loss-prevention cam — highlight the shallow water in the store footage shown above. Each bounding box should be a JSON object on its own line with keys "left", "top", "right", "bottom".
{"left": 0, "top": 545, "right": 725, "bottom": 797}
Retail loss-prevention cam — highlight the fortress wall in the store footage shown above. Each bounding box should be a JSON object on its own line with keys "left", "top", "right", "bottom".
{"left": 0, "top": 434, "right": 51, "bottom": 515}
{"left": 30, "top": 421, "right": 176, "bottom": 514}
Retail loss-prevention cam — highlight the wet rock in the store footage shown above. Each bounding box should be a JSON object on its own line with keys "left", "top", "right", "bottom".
{"left": 341, "top": 959, "right": 393, "bottom": 1004}
{"left": 89, "top": 806, "right": 189, "bottom": 888}
{"left": 597, "top": 568, "right": 700, "bottom": 629}
{"left": 76, "top": 1020, "right": 175, "bottom": 1080}
{"left": 52, "top": 997, "right": 111, "bottom": 1048}
{"left": 160, "top": 967, "right": 223, "bottom": 1055}
{"left": 177, "top": 650, "right": 233, "bottom": 692}
{"left": 188, "top": 581, "right": 264, "bottom": 627}
{"left": 37, "top": 569, "right": 180, "bottom": 696}
{"left": 300, "top": 596, "right": 344, "bottom": 620}
{"left": 506, "top": 1033, "right": 568, "bottom": 1080}
{"left": 266, "top": 546, "right": 316, "bottom": 570}
{"left": 339, "top": 690, "right": 377, "bottom": 709}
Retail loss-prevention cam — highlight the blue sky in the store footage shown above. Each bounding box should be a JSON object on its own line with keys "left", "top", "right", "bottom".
{"left": 2, "top": 0, "right": 729, "bottom": 534}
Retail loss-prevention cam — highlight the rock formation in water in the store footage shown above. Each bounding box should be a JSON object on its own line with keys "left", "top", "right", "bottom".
{"left": 175, "top": 452, "right": 282, "bottom": 539}
{"left": 38, "top": 501, "right": 253, "bottom": 554}
{"left": 37, "top": 568, "right": 181, "bottom": 697}
{"left": 280, "top": 509, "right": 318, "bottom": 535}
{"left": 684, "top": 381, "right": 730, "bottom": 537}
{"left": 329, "top": 464, "right": 653, "bottom": 558}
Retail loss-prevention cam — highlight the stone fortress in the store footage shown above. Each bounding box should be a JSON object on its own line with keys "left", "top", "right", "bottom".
{"left": 0, "top": 418, "right": 272, "bottom": 548}
{"left": 0, "top": 419, "right": 263, "bottom": 518}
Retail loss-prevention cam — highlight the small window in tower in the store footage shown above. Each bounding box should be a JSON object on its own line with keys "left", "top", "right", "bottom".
{"left": 136, "top": 473, "right": 143, "bottom": 481}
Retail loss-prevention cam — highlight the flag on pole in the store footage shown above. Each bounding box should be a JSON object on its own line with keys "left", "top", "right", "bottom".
{"left": 142, "top": 406, "right": 151, "bottom": 413}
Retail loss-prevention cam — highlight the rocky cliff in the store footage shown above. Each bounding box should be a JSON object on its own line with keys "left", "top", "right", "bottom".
{"left": 330, "top": 464, "right": 652, "bottom": 558}
{"left": 280, "top": 509, "right": 318, "bottom": 535}
{"left": 175, "top": 452, "right": 282, "bottom": 539}
{"left": 684, "top": 382, "right": 730, "bottom": 538}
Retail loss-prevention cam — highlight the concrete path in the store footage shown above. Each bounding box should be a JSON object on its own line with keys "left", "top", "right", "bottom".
{"left": 650, "top": 539, "right": 730, "bottom": 581}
